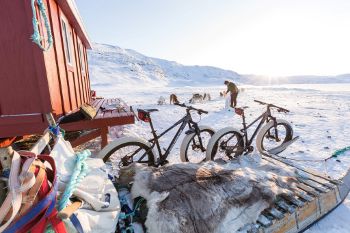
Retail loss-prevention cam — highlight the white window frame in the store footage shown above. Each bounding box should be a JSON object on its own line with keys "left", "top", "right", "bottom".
{"left": 61, "top": 17, "right": 73, "bottom": 66}
{"left": 78, "top": 41, "right": 85, "bottom": 74}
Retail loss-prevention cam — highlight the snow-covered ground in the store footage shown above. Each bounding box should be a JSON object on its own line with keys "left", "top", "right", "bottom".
{"left": 88, "top": 43, "right": 350, "bottom": 232}
{"left": 96, "top": 84, "right": 350, "bottom": 232}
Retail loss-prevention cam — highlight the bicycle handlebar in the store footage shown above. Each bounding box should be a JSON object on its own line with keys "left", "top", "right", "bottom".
{"left": 174, "top": 103, "right": 208, "bottom": 114}
{"left": 254, "top": 100, "right": 289, "bottom": 113}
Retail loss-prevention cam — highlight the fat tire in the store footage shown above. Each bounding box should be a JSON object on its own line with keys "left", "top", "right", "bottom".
{"left": 180, "top": 126, "right": 215, "bottom": 162}
{"left": 205, "top": 127, "right": 244, "bottom": 161}
{"left": 256, "top": 119, "right": 293, "bottom": 155}
{"left": 98, "top": 137, "right": 155, "bottom": 166}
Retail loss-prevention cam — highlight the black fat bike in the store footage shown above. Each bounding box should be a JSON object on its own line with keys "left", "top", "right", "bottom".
{"left": 98, "top": 103, "right": 215, "bottom": 167}
{"left": 206, "top": 100, "right": 299, "bottom": 161}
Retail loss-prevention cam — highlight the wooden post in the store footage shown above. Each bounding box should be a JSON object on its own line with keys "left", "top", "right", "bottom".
{"left": 45, "top": 113, "right": 57, "bottom": 127}
{"left": 101, "top": 127, "right": 109, "bottom": 149}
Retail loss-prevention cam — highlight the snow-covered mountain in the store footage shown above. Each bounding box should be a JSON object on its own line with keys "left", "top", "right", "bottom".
{"left": 88, "top": 43, "right": 241, "bottom": 88}
{"left": 88, "top": 43, "right": 350, "bottom": 88}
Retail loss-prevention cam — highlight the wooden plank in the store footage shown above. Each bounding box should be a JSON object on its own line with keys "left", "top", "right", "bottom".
{"left": 299, "top": 178, "right": 329, "bottom": 193}
{"left": 294, "top": 188, "right": 314, "bottom": 202}
{"left": 72, "top": 30, "right": 82, "bottom": 108}
{"left": 30, "top": 130, "right": 51, "bottom": 154}
{"left": 281, "top": 194, "right": 305, "bottom": 207}
{"left": 70, "top": 129, "right": 101, "bottom": 148}
{"left": 101, "top": 127, "right": 108, "bottom": 149}
{"left": 257, "top": 215, "right": 272, "bottom": 227}
{"left": 0, "top": 114, "right": 43, "bottom": 126}
{"left": 90, "top": 99, "right": 101, "bottom": 108}
{"left": 318, "top": 190, "right": 338, "bottom": 215}
{"left": 0, "top": 122, "right": 47, "bottom": 138}
{"left": 94, "top": 99, "right": 106, "bottom": 118}
{"left": 276, "top": 200, "right": 295, "bottom": 213}
{"left": 261, "top": 169, "right": 350, "bottom": 233}
{"left": 48, "top": 0, "right": 71, "bottom": 114}
{"left": 80, "top": 103, "right": 97, "bottom": 119}
{"left": 266, "top": 212, "right": 298, "bottom": 233}
{"left": 267, "top": 208, "right": 284, "bottom": 220}
{"left": 296, "top": 199, "right": 319, "bottom": 230}
{"left": 297, "top": 183, "right": 320, "bottom": 196}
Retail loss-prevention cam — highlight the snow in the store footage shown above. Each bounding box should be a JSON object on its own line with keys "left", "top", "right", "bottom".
{"left": 88, "top": 43, "right": 350, "bottom": 232}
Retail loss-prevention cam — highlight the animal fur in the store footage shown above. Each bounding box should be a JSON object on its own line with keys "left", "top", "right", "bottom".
{"left": 170, "top": 94, "right": 180, "bottom": 104}
{"left": 203, "top": 93, "right": 211, "bottom": 101}
{"left": 220, "top": 91, "right": 227, "bottom": 98}
{"left": 125, "top": 160, "right": 297, "bottom": 233}
{"left": 189, "top": 93, "right": 203, "bottom": 104}
{"left": 157, "top": 96, "right": 166, "bottom": 105}
{"left": 190, "top": 93, "right": 211, "bottom": 103}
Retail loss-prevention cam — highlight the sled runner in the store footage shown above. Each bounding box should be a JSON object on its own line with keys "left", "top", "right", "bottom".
{"left": 244, "top": 153, "right": 350, "bottom": 233}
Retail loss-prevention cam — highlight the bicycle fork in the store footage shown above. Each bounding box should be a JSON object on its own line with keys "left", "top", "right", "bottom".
{"left": 188, "top": 124, "right": 206, "bottom": 152}
{"left": 267, "top": 117, "right": 281, "bottom": 142}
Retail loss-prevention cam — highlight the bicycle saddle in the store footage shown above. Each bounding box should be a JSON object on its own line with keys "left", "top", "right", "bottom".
{"left": 234, "top": 107, "right": 247, "bottom": 116}
{"left": 138, "top": 108, "right": 159, "bottom": 113}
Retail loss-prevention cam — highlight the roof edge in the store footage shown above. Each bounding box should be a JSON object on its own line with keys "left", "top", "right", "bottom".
{"left": 56, "top": 0, "right": 92, "bottom": 49}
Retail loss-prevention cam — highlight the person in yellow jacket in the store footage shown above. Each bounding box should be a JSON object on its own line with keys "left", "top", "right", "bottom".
{"left": 224, "top": 80, "right": 239, "bottom": 108}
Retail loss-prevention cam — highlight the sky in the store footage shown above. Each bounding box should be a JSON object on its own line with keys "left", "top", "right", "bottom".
{"left": 75, "top": 0, "right": 350, "bottom": 77}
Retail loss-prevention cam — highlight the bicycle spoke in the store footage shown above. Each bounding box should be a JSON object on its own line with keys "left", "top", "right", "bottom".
{"left": 214, "top": 131, "right": 243, "bottom": 161}
{"left": 185, "top": 130, "right": 213, "bottom": 163}
{"left": 262, "top": 124, "right": 289, "bottom": 151}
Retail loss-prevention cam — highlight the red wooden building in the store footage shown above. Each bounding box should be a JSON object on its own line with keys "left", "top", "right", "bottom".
{"left": 0, "top": 0, "right": 134, "bottom": 147}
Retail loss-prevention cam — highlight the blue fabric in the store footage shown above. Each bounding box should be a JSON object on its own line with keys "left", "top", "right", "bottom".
{"left": 58, "top": 150, "right": 91, "bottom": 211}
{"left": 45, "top": 183, "right": 58, "bottom": 217}
{"left": 3, "top": 180, "right": 57, "bottom": 233}
{"left": 30, "top": 0, "right": 53, "bottom": 51}
{"left": 70, "top": 214, "right": 84, "bottom": 233}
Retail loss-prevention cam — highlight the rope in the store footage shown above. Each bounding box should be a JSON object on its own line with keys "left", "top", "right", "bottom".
{"left": 118, "top": 197, "right": 146, "bottom": 219}
{"left": 58, "top": 150, "right": 91, "bottom": 211}
{"left": 273, "top": 146, "right": 350, "bottom": 163}
{"left": 332, "top": 146, "right": 350, "bottom": 158}
{"left": 30, "top": 0, "right": 53, "bottom": 51}
{"left": 118, "top": 197, "right": 146, "bottom": 233}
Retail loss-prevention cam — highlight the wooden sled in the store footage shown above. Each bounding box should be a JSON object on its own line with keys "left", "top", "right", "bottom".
{"left": 243, "top": 153, "right": 350, "bottom": 233}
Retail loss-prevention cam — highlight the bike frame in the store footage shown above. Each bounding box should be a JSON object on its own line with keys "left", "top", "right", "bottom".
{"left": 143, "top": 110, "right": 202, "bottom": 165}
{"left": 238, "top": 106, "right": 277, "bottom": 150}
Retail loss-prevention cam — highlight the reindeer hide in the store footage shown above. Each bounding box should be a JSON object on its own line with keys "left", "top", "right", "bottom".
{"left": 128, "top": 159, "right": 297, "bottom": 233}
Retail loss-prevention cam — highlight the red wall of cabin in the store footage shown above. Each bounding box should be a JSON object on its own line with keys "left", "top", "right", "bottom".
{"left": 0, "top": 0, "right": 91, "bottom": 138}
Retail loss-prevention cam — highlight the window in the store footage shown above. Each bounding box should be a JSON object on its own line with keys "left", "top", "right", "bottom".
{"left": 61, "top": 19, "right": 72, "bottom": 65}
{"left": 79, "top": 43, "right": 85, "bottom": 73}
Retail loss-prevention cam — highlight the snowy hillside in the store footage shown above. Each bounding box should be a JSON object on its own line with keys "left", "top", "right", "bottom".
{"left": 88, "top": 43, "right": 350, "bottom": 89}
{"left": 88, "top": 43, "right": 241, "bottom": 89}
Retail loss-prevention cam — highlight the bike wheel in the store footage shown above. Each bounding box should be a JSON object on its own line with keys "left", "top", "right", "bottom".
{"left": 207, "top": 129, "right": 244, "bottom": 161}
{"left": 256, "top": 119, "right": 293, "bottom": 154}
{"left": 180, "top": 126, "right": 215, "bottom": 163}
{"left": 100, "top": 138, "right": 155, "bottom": 171}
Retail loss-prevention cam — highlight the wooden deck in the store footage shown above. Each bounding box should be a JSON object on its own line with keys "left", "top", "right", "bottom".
{"left": 60, "top": 97, "right": 135, "bottom": 148}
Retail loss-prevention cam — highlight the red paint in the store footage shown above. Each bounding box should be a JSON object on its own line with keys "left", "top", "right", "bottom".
{"left": 0, "top": 0, "right": 91, "bottom": 138}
